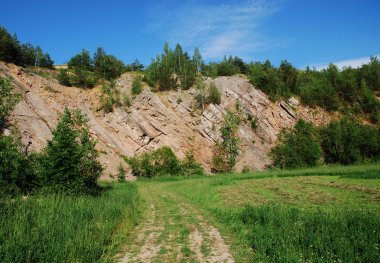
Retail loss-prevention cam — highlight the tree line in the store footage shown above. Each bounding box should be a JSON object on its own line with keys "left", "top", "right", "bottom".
{"left": 270, "top": 118, "right": 380, "bottom": 169}
{"left": 0, "top": 26, "right": 54, "bottom": 69}
{"left": 58, "top": 48, "right": 144, "bottom": 88}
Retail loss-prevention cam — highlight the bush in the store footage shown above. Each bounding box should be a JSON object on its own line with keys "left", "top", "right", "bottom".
{"left": 0, "top": 77, "right": 21, "bottom": 128}
{"left": 207, "top": 82, "right": 221, "bottom": 104}
{"left": 36, "top": 108, "right": 102, "bottom": 195}
{"left": 212, "top": 110, "right": 241, "bottom": 172}
{"left": 270, "top": 119, "right": 322, "bottom": 169}
{"left": 180, "top": 151, "right": 204, "bottom": 176}
{"left": 98, "top": 81, "right": 121, "bottom": 112}
{"left": 117, "top": 164, "right": 126, "bottom": 182}
{"left": 126, "top": 147, "right": 204, "bottom": 177}
{"left": 57, "top": 69, "right": 71, "bottom": 86}
{"left": 126, "top": 147, "right": 180, "bottom": 177}
{"left": 0, "top": 135, "right": 26, "bottom": 197}
{"left": 131, "top": 77, "right": 142, "bottom": 95}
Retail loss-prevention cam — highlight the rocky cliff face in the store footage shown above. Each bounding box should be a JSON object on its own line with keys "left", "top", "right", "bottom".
{"left": 1, "top": 62, "right": 332, "bottom": 178}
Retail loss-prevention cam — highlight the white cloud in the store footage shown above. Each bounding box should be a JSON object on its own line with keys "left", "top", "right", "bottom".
{"left": 148, "top": 0, "right": 281, "bottom": 60}
{"left": 308, "top": 54, "right": 380, "bottom": 71}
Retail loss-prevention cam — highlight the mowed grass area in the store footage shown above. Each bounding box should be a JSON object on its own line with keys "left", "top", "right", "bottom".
{"left": 0, "top": 183, "right": 141, "bottom": 263}
{"left": 147, "top": 163, "right": 380, "bottom": 262}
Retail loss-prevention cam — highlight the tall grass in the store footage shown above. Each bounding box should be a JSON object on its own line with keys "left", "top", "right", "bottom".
{"left": 162, "top": 163, "right": 380, "bottom": 262}
{"left": 239, "top": 205, "right": 380, "bottom": 262}
{"left": 0, "top": 183, "right": 141, "bottom": 263}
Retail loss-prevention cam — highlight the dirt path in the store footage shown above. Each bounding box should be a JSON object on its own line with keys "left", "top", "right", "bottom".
{"left": 116, "top": 184, "right": 234, "bottom": 263}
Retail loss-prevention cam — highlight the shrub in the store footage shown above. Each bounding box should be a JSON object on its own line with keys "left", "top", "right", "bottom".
{"left": 180, "top": 151, "right": 204, "bottom": 176}
{"left": 36, "top": 108, "right": 102, "bottom": 195}
{"left": 0, "top": 77, "right": 21, "bottom": 128}
{"left": 126, "top": 147, "right": 204, "bottom": 177}
{"left": 126, "top": 147, "right": 180, "bottom": 177}
{"left": 212, "top": 110, "right": 241, "bottom": 172}
{"left": 117, "top": 164, "right": 126, "bottom": 183}
{"left": 270, "top": 119, "right": 322, "bottom": 169}
{"left": 98, "top": 81, "right": 121, "bottom": 113}
{"left": 131, "top": 77, "right": 142, "bottom": 95}
{"left": 57, "top": 69, "right": 71, "bottom": 86}
{"left": 207, "top": 82, "right": 221, "bottom": 104}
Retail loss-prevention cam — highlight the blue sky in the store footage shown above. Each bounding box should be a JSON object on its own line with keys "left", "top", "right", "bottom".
{"left": 1, "top": 0, "right": 379, "bottom": 68}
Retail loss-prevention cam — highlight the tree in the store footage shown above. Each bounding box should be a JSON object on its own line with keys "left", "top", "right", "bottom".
{"left": 68, "top": 49, "right": 93, "bottom": 71}
{"left": 0, "top": 77, "right": 21, "bottom": 128}
{"left": 37, "top": 108, "right": 102, "bottom": 194}
{"left": 93, "top": 48, "right": 125, "bottom": 80}
{"left": 57, "top": 69, "right": 71, "bottom": 86}
{"left": 192, "top": 47, "right": 204, "bottom": 73}
{"left": 195, "top": 77, "right": 207, "bottom": 111}
{"left": 212, "top": 110, "right": 241, "bottom": 172}
{"left": 319, "top": 118, "right": 380, "bottom": 165}
{"left": 144, "top": 43, "right": 197, "bottom": 91}
{"left": 0, "top": 77, "right": 33, "bottom": 197}
{"left": 270, "top": 119, "right": 322, "bottom": 169}
{"left": 39, "top": 53, "right": 54, "bottom": 69}
{"left": 127, "top": 59, "right": 144, "bottom": 71}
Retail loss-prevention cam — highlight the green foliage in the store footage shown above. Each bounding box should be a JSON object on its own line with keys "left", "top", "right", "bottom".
{"left": 126, "top": 147, "right": 204, "bottom": 178}
{"left": 212, "top": 110, "right": 241, "bottom": 172}
{"left": 68, "top": 49, "right": 93, "bottom": 71}
{"left": 93, "top": 47, "right": 125, "bottom": 80}
{"left": 131, "top": 76, "right": 142, "bottom": 95}
{"left": 36, "top": 108, "right": 102, "bottom": 195}
{"left": 125, "top": 59, "right": 144, "bottom": 72}
{"left": 180, "top": 151, "right": 205, "bottom": 176}
{"left": 57, "top": 69, "right": 71, "bottom": 86}
{"left": 207, "top": 82, "right": 221, "bottom": 104}
{"left": 270, "top": 119, "right": 322, "bottom": 169}
{"left": 0, "top": 26, "right": 54, "bottom": 68}
{"left": 117, "top": 164, "right": 126, "bottom": 182}
{"left": 99, "top": 81, "right": 121, "bottom": 112}
{"left": 0, "top": 135, "right": 27, "bottom": 198}
{"left": 248, "top": 60, "right": 290, "bottom": 101}
{"left": 298, "top": 74, "right": 339, "bottom": 111}
{"left": 201, "top": 55, "right": 247, "bottom": 77}
{"left": 0, "top": 183, "right": 141, "bottom": 262}
{"left": 320, "top": 118, "right": 380, "bottom": 164}
{"left": 126, "top": 146, "right": 181, "bottom": 177}
{"left": 144, "top": 43, "right": 197, "bottom": 91}
{"left": 192, "top": 47, "right": 204, "bottom": 72}
{"left": 0, "top": 77, "right": 21, "bottom": 128}
{"left": 247, "top": 113, "right": 258, "bottom": 129}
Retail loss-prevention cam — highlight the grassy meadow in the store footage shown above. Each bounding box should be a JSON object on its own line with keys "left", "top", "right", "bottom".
{"left": 0, "top": 183, "right": 141, "bottom": 263}
{"left": 142, "top": 163, "right": 380, "bottom": 262}
{"left": 1, "top": 164, "right": 379, "bottom": 262}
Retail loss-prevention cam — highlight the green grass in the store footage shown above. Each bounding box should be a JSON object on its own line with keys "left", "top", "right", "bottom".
{"left": 147, "top": 163, "right": 380, "bottom": 262}
{"left": 0, "top": 183, "right": 141, "bottom": 263}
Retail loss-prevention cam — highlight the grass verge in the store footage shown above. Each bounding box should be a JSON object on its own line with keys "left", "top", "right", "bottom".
{"left": 0, "top": 183, "right": 141, "bottom": 263}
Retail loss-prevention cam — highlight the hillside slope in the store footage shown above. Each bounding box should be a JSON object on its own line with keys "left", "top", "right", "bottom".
{"left": 0, "top": 62, "right": 333, "bottom": 177}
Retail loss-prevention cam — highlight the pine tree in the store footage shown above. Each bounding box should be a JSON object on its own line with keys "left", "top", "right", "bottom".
{"left": 38, "top": 108, "right": 102, "bottom": 194}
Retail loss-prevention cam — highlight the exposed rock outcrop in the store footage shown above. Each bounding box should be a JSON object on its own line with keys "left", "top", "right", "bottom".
{"left": 1, "top": 62, "right": 333, "bottom": 178}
